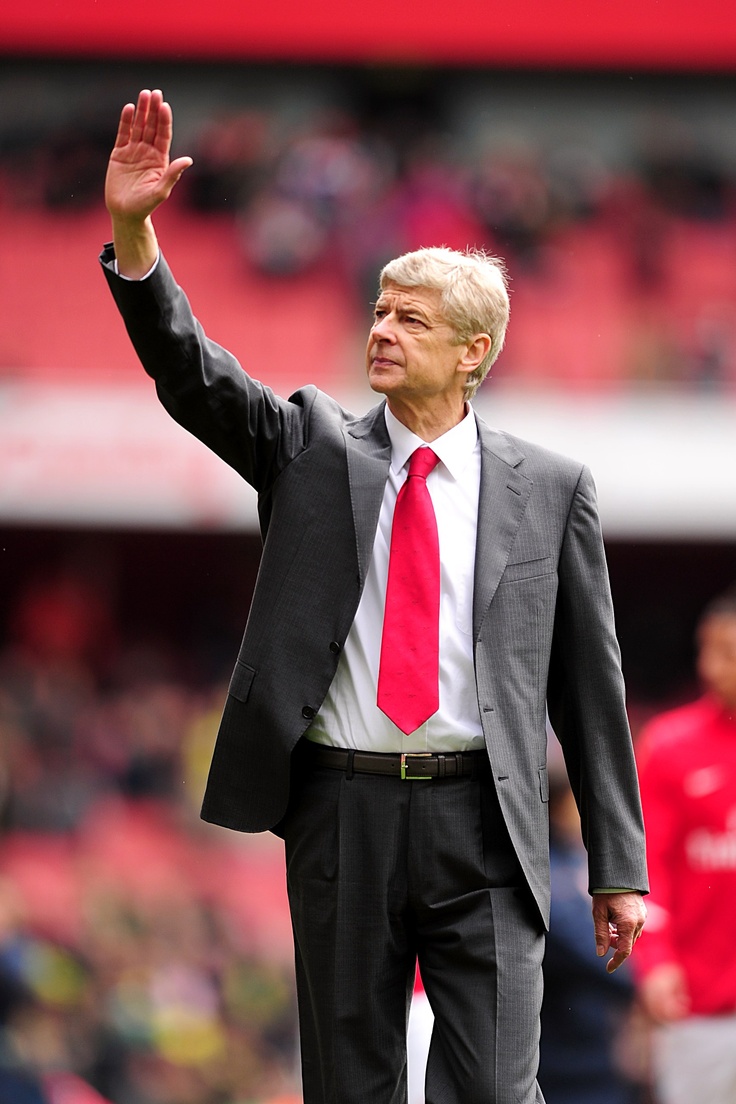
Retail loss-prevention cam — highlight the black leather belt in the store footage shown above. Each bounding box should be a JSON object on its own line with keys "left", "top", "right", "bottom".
{"left": 307, "top": 743, "right": 489, "bottom": 781}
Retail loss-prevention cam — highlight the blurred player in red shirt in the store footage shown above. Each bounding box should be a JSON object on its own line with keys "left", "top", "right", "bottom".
{"left": 636, "top": 586, "right": 736, "bottom": 1104}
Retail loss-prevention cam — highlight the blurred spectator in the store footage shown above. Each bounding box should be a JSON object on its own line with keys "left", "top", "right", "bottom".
{"left": 9, "top": 569, "right": 117, "bottom": 676}
{"left": 0, "top": 877, "right": 112, "bottom": 1103}
{"left": 469, "top": 145, "right": 553, "bottom": 271}
{"left": 240, "top": 109, "right": 394, "bottom": 278}
{"left": 240, "top": 192, "right": 329, "bottom": 277}
{"left": 622, "top": 304, "right": 684, "bottom": 387}
{"left": 538, "top": 767, "right": 646, "bottom": 1104}
{"left": 545, "top": 144, "right": 609, "bottom": 224}
{"left": 636, "top": 120, "right": 730, "bottom": 223}
{"left": 636, "top": 585, "right": 736, "bottom": 1104}
{"left": 186, "top": 109, "right": 272, "bottom": 212}
{"left": 40, "top": 118, "right": 112, "bottom": 209}
{"left": 603, "top": 175, "right": 672, "bottom": 296}
{"left": 394, "top": 136, "right": 486, "bottom": 256}
{"left": 272, "top": 110, "right": 386, "bottom": 230}
{"left": 689, "top": 305, "right": 735, "bottom": 391}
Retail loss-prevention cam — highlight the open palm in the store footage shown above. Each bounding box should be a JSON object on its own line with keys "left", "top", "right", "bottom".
{"left": 105, "top": 88, "right": 192, "bottom": 221}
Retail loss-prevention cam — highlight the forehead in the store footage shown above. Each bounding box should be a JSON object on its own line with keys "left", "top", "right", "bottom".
{"left": 376, "top": 283, "right": 446, "bottom": 319}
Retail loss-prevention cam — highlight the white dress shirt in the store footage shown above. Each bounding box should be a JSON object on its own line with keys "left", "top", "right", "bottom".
{"left": 309, "top": 403, "right": 484, "bottom": 753}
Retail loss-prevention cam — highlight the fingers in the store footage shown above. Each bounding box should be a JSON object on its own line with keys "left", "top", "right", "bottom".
{"left": 606, "top": 913, "right": 645, "bottom": 973}
{"left": 106, "top": 89, "right": 191, "bottom": 220}
{"left": 125, "top": 89, "right": 170, "bottom": 152}
{"left": 129, "top": 89, "right": 151, "bottom": 144}
{"left": 591, "top": 891, "right": 647, "bottom": 973}
{"left": 606, "top": 937, "right": 632, "bottom": 974}
{"left": 112, "top": 102, "right": 135, "bottom": 150}
{"left": 143, "top": 90, "right": 169, "bottom": 150}
{"left": 592, "top": 895, "right": 613, "bottom": 957}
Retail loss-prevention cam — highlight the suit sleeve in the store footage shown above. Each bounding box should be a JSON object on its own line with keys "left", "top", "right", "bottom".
{"left": 547, "top": 466, "right": 649, "bottom": 896}
{"left": 100, "top": 245, "right": 313, "bottom": 493}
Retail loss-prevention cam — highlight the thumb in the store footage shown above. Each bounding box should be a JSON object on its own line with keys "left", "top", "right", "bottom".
{"left": 160, "top": 156, "right": 193, "bottom": 199}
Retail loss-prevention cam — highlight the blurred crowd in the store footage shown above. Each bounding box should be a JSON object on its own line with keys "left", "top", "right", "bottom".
{"left": 2, "top": 94, "right": 734, "bottom": 271}
{"left": 183, "top": 104, "right": 736, "bottom": 291}
{"left": 0, "top": 570, "right": 299, "bottom": 1104}
{"left": 2, "top": 95, "right": 736, "bottom": 388}
{"left": 182, "top": 105, "right": 736, "bottom": 389}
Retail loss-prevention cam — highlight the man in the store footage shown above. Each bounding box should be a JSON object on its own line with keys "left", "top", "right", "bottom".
{"left": 102, "top": 89, "right": 648, "bottom": 1104}
{"left": 636, "top": 588, "right": 736, "bottom": 1104}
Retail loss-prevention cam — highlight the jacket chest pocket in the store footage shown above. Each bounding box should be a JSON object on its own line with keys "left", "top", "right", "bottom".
{"left": 500, "top": 555, "right": 554, "bottom": 585}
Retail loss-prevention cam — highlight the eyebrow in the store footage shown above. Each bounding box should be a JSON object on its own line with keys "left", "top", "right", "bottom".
{"left": 374, "top": 298, "right": 433, "bottom": 322}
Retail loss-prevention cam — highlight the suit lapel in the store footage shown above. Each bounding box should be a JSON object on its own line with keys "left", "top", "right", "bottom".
{"left": 345, "top": 403, "right": 392, "bottom": 587}
{"left": 473, "top": 419, "right": 532, "bottom": 641}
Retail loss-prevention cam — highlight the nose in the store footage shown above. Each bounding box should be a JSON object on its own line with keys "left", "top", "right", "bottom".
{"left": 372, "top": 312, "right": 397, "bottom": 342}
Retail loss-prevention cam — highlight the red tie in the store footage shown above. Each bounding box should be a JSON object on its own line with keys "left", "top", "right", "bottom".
{"left": 377, "top": 447, "right": 441, "bottom": 734}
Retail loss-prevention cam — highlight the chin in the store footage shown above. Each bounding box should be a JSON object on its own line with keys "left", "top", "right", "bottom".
{"left": 367, "top": 372, "right": 392, "bottom": 395}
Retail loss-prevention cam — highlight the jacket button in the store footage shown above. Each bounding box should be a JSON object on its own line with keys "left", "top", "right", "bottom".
{"left": 329, "top": 641, "right": 341, "bottom": 654}
{"left": 302, "top": 706, "right": 316, "bottom": 720}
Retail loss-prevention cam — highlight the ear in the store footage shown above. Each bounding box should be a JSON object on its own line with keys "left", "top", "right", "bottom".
{"left": 457, "top": 333, "right": 492, "bottom": 377}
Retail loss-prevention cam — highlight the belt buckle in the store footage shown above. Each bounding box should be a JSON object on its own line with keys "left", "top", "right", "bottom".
{"left": 400, "top": 752, "right": 433, "bottom": 781}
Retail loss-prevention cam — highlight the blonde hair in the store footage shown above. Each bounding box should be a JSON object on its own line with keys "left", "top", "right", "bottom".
{"left": 379, "top": 246, "right": 510, "bottom": 399}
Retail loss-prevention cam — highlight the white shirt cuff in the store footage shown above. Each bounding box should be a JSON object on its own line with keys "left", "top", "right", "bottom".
{"left": 113, "top": 253, "right": 160, "bottom": 281}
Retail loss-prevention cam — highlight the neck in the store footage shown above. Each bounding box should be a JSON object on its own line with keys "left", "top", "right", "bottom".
{"left": 386, "top": 397, "right": 467, "bottom": 442}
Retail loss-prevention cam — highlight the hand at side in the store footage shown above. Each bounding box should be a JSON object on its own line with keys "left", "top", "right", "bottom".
{"left": 592, "top": 891, "right": 647, "bottom": 973}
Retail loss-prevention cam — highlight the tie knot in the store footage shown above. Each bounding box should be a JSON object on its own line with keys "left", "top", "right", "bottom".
{"left": 408, "top": 448, "right": 439, "bottom": 481}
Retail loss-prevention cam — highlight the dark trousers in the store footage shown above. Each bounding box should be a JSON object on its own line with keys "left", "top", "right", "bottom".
{"left": 282, "top": 752, "right": 546, "bottom": 1104}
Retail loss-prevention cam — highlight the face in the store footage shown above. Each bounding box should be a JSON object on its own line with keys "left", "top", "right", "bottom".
{"left": 697, "top": 614, "right": 736, "bottom": 709}
{"left": 366, "top": 283, "right": 471, "bottom": 410}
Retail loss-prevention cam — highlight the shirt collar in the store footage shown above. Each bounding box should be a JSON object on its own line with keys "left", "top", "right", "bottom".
{"left": 384, "top": 403, "right": 478, "bottom": 480}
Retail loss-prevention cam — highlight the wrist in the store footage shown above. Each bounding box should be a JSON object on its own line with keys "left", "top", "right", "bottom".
{"left": 110, "top": 215, "right": 158, "bottom": 280}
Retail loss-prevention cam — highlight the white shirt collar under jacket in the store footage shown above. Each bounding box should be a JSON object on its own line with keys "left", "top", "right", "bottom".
{"left": 384, "top": 401, "right": 479, "bottom": 482}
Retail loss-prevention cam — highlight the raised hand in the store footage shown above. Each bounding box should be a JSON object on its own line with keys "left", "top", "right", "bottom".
{"left": 105, "top": 90, "right": 192, "bottom": 278}
{"left": 105, "top": 88, "right": 192, "bottom": 223}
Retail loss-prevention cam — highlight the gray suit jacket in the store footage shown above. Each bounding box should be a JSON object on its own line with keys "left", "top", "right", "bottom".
{"left": 102, "top": 247, "right": 648, "bottom": 925}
